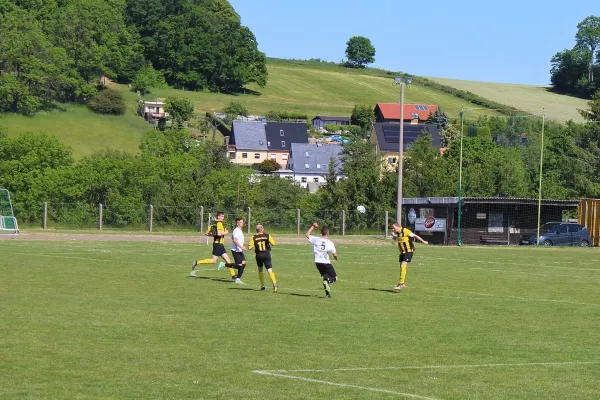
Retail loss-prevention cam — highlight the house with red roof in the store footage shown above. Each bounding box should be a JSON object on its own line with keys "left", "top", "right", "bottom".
{"left": 374, "top": 103, "right": 437, "bottom": 123}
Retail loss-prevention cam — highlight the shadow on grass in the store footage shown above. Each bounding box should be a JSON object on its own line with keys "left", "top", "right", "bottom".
{"left": 367, "top": 287, "right": 399, "bottom": 294}
{"left": 227, "top": 287, "right": 319, "bottom": 298}
{"left": 189, "top": 275, "right": 233, "bottom": 283}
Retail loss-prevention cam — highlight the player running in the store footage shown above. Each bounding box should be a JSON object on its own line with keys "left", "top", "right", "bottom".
{"left": 305, "top": 222, "right": 338, "bottom": 298}
{"left": 248, "top": 224, "right": 278, "bottom": 292}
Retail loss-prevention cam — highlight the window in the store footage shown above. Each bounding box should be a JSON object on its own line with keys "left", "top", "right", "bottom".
{"left": 254, "top": 153, "right": 260, "bottom": 159}
{"left": 559, "top": 224, "right": 569, "bottom": 234}
{"left": 267, "top": 141, "right": 271, "bottom": 146}
{"left": 313, "top": 177, "right": 319, "bottom": 182}
{"left": 305, "top": 163, "right": 310, "bottom": 169}
{"left": 229, "top": 153, "right": 235, "bottom": 159}
{"left": 242, "top": 153, "right": 248, "bottom": 159}
{"left": 305, "top": 151, "right": 310, "bottom": 157}
{"left": 420, "top": 208, "right": 434, "bottom": 218}
{"left": 568, "top": 224, "right": 580, "bottom": 233}
{"left": 270, "top": 154, "right": 277, "bottom": 159}
{"left": 281, "top": 141, "right": 286, "bottom": 147}
{"left": 301, "top": 177, "right": 307, "bottom": 183}
{"left": 282, "top": 154, "right": 288, "bottom": 160}
{"left": 280, "top": 129, "right": 285, "bottom": 136}
{"left": 316, "top": 164, "right": 321, "bottom": 169}
{"left": 387, "top": 157, "right": 396, "bottom": 164}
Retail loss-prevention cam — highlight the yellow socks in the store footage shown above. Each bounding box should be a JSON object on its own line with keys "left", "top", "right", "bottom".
{"left": 228, "top": 267, "right": 236, "bottom": 278}
{"left": 269, "top": 271, "right": 277, "bottom": 284}
{"left": 258, "top": 271, "right": 265, "bottom": 286}
{"left": 197, "top": 258, "right": 213, "bottom": 264}
{"left": 400, "top": 264, "right": 407, "bottom": 284}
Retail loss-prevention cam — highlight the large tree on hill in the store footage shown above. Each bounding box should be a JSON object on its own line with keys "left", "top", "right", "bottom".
{"left": 576, "top": 16, "right": 600, "bottom": 83}
{"left": 345, "top": 36, "right": 375, "bottom": 68}
{"left": 125, "top": 0, "right": 267, "bottom": 92}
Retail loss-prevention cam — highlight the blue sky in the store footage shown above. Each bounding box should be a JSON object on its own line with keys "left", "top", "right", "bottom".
{"left": 229, "top": 0, "right": 596, "bottom": 85}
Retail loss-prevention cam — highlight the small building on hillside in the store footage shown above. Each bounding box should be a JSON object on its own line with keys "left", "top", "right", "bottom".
{"left": 374, "top": 103, "right": 437, "bottom": 123}
{"left": 311, "top": 115, "right": 351, "bottom": 130}
{"left": 286, "top": 143, "right": 344, "bottom": 190}
{"left": 138, "top": 100, "right": 168, "bottom": 123}
{"left": 370, "top": 122, "right": 441, "bottom": 168}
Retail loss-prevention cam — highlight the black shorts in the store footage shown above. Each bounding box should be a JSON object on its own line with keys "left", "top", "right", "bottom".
{"left": 231, "top": 251, "right": 246, "bottom": 265}
{"left": 315, "top": 263, "right": 337, "bottom": 278}
{"left": 212, "top": 243, "right": 226, "bottom": 257}
{"left": 255, "top": 253, "right": 272, "bottom": 269}
{"left": 399, "top": 252, "right": 414, "bottom": 263}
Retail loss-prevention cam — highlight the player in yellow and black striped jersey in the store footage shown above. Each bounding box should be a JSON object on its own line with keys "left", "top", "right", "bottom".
{"left": 191, "top": 212, "right": 238, "bottom": 280}
{"left": 392, "top": 222, "right": 428, "bottom": 291}
{"left": 248, "top": 224, "right": 278, "bottom": 293}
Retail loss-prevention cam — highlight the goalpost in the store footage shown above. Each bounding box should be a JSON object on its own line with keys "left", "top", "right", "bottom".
{"left": 0, "top": 189, "right": 19, "bottom": 234}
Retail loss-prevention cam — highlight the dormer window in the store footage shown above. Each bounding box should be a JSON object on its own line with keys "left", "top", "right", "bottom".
{"left": 305, "top": 163, "right": 310, "bottom": 169}
{"left": 280, "top": 130, "right": 284, "bottom": 136}
{"left": 316, "top": 164, "right": 321, "bottom": 169}
{"left": 305, "top": 151, "right": 310, "bottom": 157}
{"left": 281, "top": 141, "right": 285, "bottom": 147}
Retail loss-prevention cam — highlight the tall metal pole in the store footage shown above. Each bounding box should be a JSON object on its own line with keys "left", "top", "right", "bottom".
{"left": 457, "top": 107, "right": 465, "bottom": 246}
{"left": 396, "top": 82, "right": 405, "bottom": 223}
{"left": 536, "top": 110, "right": 546, "bottom": 246}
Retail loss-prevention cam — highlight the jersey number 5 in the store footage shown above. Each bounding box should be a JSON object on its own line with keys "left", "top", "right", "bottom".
{"left": 320, "top": 242, "right": 326, "bottom": 250}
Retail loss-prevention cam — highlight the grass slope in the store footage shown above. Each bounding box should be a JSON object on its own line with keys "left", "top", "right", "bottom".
{"left": 148, "top": 60, "right": 499, "bottom": 122}
{"left": 427, "top": 77, "right": 590, "bottom": 122}
{"left": 1, "top": 238, "right": 599, "bottom": 399}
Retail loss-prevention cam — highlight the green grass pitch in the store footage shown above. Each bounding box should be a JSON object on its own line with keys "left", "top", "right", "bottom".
{"left": 1, "top": 239, "right": 599, "bottom": 399}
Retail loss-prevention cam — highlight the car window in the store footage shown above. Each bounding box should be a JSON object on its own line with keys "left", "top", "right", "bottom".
{"left": 568, "top": 224, "right": 580, "bottom": 233}
{"left": 541, "top": 223, "right": 558, "bottom": 233}
{"left": 558, "top": 224, "right": 569, "bottom": 233}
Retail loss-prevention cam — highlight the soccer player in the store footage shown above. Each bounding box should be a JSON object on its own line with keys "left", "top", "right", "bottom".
{"left": 228, "top": 218, "right": 247, "bottom": 284}
{"left": 191, "top": 211, "right": 240, "bottom": 283}
{"left": 248, "top": 224, "right": 278, "bottom": 293}
{"left": 305, "top": 222, "right": 338, "bottom": 298}
{"left": 392, "top": 221, "right": 428, "bottom": 290}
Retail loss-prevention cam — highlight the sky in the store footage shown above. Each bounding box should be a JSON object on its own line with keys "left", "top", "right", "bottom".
{"left": 228, "top": 0, "right": 596, "bottom": 85}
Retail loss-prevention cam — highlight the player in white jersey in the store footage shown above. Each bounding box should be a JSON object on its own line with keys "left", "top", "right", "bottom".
{"left": 305, "top": 222, "right": 338, "bottom": 298}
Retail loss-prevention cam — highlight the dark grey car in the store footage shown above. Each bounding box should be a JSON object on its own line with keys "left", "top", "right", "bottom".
{"left": 525, "top": 222, "right": 592, "bottom": 247}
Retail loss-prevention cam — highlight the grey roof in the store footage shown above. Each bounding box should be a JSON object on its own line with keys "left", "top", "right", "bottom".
{"left": 372, "top": 123, "right": 440, "bottom": 152}
{"left": 312, "top": 115, "right": 350, "bottom": 122}
{"left": 289, "top": 143, "right": 343, "bottom": 174}
{"left": 264, "top": 122, "right": 308, "bottom": 151}
{"left": 232, "top": 121, "right": 267, "bottom": 150}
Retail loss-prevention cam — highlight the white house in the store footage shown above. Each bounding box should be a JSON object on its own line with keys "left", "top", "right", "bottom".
{"left": 285, "top": 143, "right": 345, "bottom": 191}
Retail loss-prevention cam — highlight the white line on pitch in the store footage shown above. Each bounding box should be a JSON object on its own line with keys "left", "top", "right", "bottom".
{"left": 256, "top": 360, "right": 600, "bottom": 374}
{"left": 253, "top": 370, "right": 440, "bottom": 400}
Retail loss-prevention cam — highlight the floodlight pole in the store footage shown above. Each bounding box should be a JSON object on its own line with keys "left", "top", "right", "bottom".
{"left": 457, "top": 107, "right": 465, "bottom": 246}
{"left": 396, "top": 81, "right": 405, "bottom": 223}
{"left": 536, "top": 110, "right": 546, "bottom": 246}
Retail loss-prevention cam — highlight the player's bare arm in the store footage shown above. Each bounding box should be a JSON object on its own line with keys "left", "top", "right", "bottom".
{"left": 305, "top": 222, "right": 318, "bottom": 238}
{"left": 413, "top": 234, "right": 429, "bottom": 245}
{"left": 333, "top": 252, "right": 338, "bottom": 261}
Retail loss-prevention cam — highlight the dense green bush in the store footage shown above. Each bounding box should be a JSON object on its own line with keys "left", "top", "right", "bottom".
{"left": 87, "top": 88, "right": 127, "bottom": 115}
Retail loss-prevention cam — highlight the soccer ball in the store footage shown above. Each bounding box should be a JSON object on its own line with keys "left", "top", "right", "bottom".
{"left": 356, "top": 205, "right": 366, "bottom": 213}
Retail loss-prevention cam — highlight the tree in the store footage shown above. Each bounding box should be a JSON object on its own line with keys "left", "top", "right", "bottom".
{"left": 579, "top": 89, "right": 600, "bottom": 121}
{"left": 350, "top": 104, "right": 374, "bottom": 131}
{"left": 131, "top": 62, "right": 166, "bottom": 95}
{"left": 576, "top": 16, "right": 600, "bottom": 82}
{"left": 438, "top": 125, "right": 460, "bottom": 147}
{"left": 165, "top": 96, "right": 194, "bottom": 128}
{"left": 256, "top": 159, "right": 280, "bottom": 174}
{"left": 426, "top": 108, "right": 449, "bottom": 129}
{"left": 345, "top": 36, "right": 375, "bottom": 68}
{"left": 87, "top": 88, "right": 127, "bottom": 115}
{"left": 224, "top": 101, "right": 248, "bottom": 118}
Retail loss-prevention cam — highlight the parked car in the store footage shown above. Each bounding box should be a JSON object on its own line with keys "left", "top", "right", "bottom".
{"left": 521, "top": 222, "right": 592, "bottom": 247}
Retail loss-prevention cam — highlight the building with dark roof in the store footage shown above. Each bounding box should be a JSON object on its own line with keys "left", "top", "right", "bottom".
{"left": 311, "top": 115, "right": 351, "bottom": 130}
{"left": 230, "top": 121, "right": 268, "bottom": 166}
{"left": 284, "top": 143, "right": 344, "bottom": 189}
{"left": 370, "top": 122, "right": 440, "bottom": 168}
{"left": 264, "top": 122, "right": 309, "bottom": 167}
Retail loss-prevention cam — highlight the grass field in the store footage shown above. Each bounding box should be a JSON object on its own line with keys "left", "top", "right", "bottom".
{"left": 427, "top": 77, "right": 590, "bottom": 123}
{"left": 1, "top": 237, "right": 599, "bottom": 399}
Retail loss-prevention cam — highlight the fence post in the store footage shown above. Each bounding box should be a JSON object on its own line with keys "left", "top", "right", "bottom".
{"left": 149, "top": 204, "right": 153, "bottom": 232}
{"left": 98, "top": 203, "right": 103, "bottom": 230}
{"left": 247, "top": 207, "right": 251, "bottom": 234}
{"left": 341, "top": 209, "right": 345, "bottom": 236}
{"left": 42, "top": 202, "right": 47, "bottom": 229}
{"left": 385, "top": 210, "right": 389, "bottom": 238}
{"left": 200, "top": 206, "right": 204, "bottom": 233}
{"left": 296, "top": 208, "right": 300, "bottom": 235}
